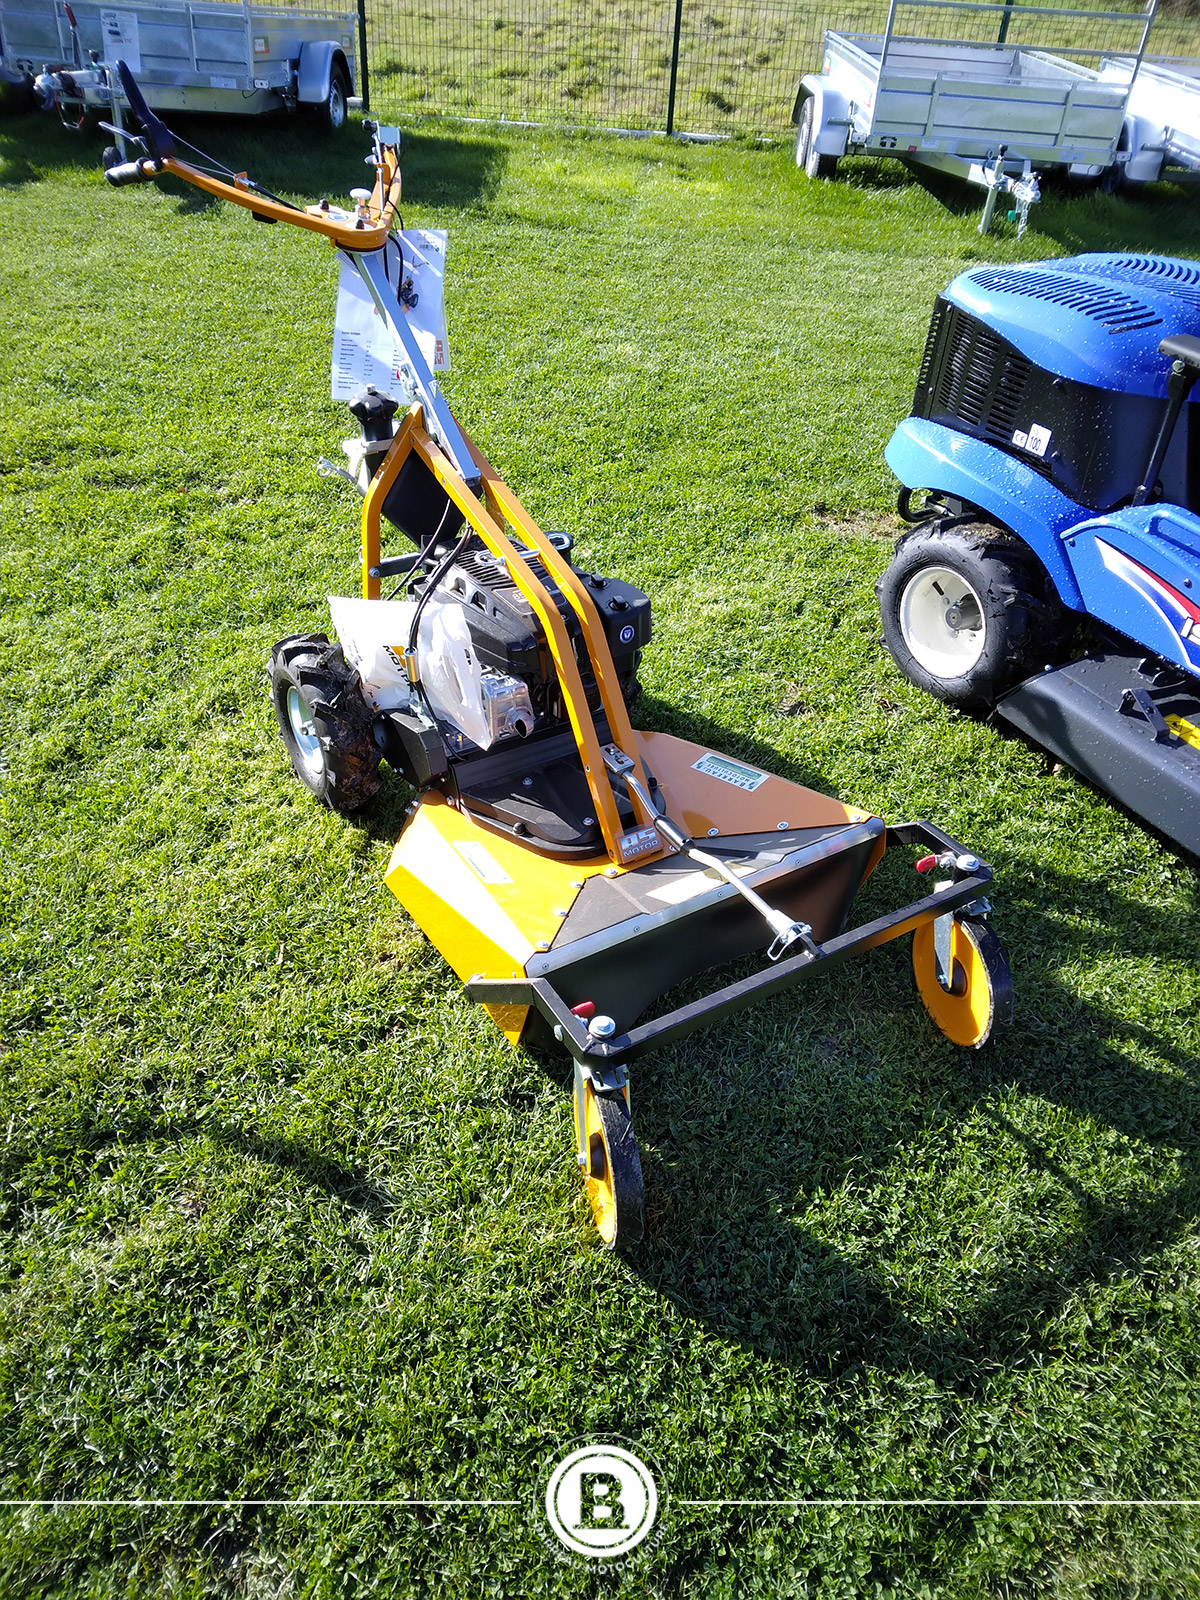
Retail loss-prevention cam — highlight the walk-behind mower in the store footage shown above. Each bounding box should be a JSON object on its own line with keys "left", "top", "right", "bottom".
{"left": 880, "top": 254, "right": 1200, "bottom": 860}
{"left": 107, "top": 66, "right": 1013, "bottom": 1248}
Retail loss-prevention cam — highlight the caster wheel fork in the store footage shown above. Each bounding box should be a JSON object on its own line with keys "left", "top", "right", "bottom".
{"left": 574, "top": 1063, "right": 644, "bottom": 1250}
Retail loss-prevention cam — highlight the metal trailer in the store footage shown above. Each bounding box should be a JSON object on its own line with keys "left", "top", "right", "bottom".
{"left": 794, "top": 0, "right": 1158, "bottom": 234}
{"left": 1098, "top": 55, "right": 1200, "bottom": 185}
{"left": 0, "top": 0, "right": 358, "bottom": 145}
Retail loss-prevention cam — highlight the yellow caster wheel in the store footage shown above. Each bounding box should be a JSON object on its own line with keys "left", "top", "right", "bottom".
{"left": 575, "top": 1072, "right": 644, "bottom": 1250}
{"left": 913, "top": 914, "right": 1013, "bottom": 1048}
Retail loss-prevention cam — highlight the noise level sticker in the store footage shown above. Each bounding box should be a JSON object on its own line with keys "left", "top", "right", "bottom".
{"left": 1012, "top": 422, "right": 1052, "bottom": 458}
{"left": 1166, "top": 713, "right": 1200, "bottom": 750}
{"left": 691, "top": 752, "right": 769, "bottom": 792}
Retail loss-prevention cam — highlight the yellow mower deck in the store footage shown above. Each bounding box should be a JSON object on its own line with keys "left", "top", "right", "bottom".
{"left": 386, "top": 730, "right": 885, "bottom": 1044}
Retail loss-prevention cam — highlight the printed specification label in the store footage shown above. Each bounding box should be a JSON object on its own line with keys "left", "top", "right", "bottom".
{"left": 691, "top": 752, "right": 768, "bottom": 792}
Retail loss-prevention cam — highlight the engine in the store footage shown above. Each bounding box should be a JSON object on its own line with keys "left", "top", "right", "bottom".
{"left": 341, "top": 386, "right": 653, "bottom": 854}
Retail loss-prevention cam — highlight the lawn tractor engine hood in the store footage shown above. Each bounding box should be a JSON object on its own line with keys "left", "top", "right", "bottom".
{"left": 904, "top": 254, "right": 1200, "bottom": 515}
{"left": 943, "top": 254, "right": 1200, "bottom": 397}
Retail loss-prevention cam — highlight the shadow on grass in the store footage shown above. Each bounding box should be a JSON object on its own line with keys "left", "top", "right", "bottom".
{"left": 835, "top": 151, "right": 1200, "bottom": 256}
{"left": 624, "top": 839, "right": 1199, "bottom": 1380}
{"left": 16, "top": 1109, "right": 398, "bottom": 1224}
{"left": 0, "top": 107, "right": 508, "bottom": 215}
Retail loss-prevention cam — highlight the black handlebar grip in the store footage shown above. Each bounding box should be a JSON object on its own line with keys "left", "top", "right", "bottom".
{"left": 105, "top": 159, "right": 155, "bottom": 187}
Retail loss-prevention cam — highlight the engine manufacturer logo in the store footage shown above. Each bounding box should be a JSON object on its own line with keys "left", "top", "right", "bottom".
{"left": 618, "top": 825, "right": 659, "bottom": 862}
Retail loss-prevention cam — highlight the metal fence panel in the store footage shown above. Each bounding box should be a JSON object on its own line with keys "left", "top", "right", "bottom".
{"left": 358, "top": 0, "right": 1188, "bottom": 136}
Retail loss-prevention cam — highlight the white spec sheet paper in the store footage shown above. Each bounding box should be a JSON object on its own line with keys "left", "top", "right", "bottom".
{"left": 330, "top": 232, "right": 450, "bottom": 403}
{"left": 100, "top": 9, "right": 141, "bottom": 71}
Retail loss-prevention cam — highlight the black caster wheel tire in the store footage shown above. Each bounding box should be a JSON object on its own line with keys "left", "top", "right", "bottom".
{"left": 876, "top": 520, "right": 1069, "bottom": 711}
{"left": 269, "top": 633, "right": 381, "bottom": 813}
{"left": 101, "top": 144, "right": 122, "bottom": 171}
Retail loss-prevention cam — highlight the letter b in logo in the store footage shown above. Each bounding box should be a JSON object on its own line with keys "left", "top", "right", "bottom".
{"left": 579, "top": 1471, "right": 626, "bottom": 1528}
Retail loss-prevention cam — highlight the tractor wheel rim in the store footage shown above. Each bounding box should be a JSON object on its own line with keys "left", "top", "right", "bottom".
{"left": 286, "top": 687, "right": 324, "bottom": 776}
{"left": 899, "top": 565, "right": 986, "bottom": 677}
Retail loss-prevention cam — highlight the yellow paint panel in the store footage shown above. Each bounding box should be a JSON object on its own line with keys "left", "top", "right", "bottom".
{"left": 482, "top": 1003, "right": 530, "bottom": 1044}
{"left": 384, "top": 795, "right": 609, "bottom": 979}
{"left": 1167, "top": 714, "right": 1200, "bottom": 751}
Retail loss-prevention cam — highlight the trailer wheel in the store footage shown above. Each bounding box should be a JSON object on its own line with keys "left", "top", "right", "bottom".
{"left": 269, "top": 633, "right": 381, "bottom": 812}
{"left": 795, "top": 94, "right": 838, "bottom": 180}
{"left": 912, "top": 915, "right": 1013, "bottom": 1049}
{"left": 877, "top": 521, "right": 1067, "bottom": 710}
{"left": 312, "top": 61, "right": 350, "bottom": 134}
{"left": 578, "top": 1079, "right": 644, "bottom": 1250}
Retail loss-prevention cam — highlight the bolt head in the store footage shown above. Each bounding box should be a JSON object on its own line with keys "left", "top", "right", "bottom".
{"left": 956, "top": 853, "right": 981, "bottom": 874}
{"left": 777, "top": 821, "right": 788, "bottom": 831}
{"left": 707, "top": 827, "right": 719, "bottom": 837}
{"left": 588, "top": 1014, "right": 617, "bottom": 1038}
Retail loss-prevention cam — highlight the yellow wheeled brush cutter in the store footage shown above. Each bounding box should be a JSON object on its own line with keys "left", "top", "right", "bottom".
{"left": 107, "top": 67, "right": 1013, "bottom": 1248}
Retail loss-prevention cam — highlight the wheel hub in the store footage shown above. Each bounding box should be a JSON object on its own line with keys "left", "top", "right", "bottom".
{"left": 286, "top": 687, "right": 324, "bottom": 777}
{"left": 899, "top": 566, "right": 986, "bottom": 676}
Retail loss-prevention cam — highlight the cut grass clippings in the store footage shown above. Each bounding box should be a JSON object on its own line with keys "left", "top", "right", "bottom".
{"left": 2, "top": 109, "right": 1200, "bottom": 1596}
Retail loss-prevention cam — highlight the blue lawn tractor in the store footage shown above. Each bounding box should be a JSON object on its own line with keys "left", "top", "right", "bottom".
{"left": 879, "top": 253, "right": 1200, "bottom": 857}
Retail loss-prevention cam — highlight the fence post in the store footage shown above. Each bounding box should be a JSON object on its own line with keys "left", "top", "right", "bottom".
{"left": 665, "top": 0, "right": 684, "bottom": 135}
{"left": 356, "top": 0, "right": 370, "bottom": 112}
{"left": 996, "top": 0, "right": 1015, "bottom": 45}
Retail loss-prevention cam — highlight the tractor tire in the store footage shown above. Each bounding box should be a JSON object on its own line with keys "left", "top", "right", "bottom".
{"left": 269, "top": 633, "right": 382, "bottom": 812}
{"left": 795, "top": 94, "right": 838, "bottom": 181}
{"left": 310, "top": 61, "right": 350, "bottom": 135}
{"left": 877, "top": 521, "right": 1068, "bottom": 711}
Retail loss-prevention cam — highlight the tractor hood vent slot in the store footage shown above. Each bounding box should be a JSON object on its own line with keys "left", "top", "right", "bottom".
{"left": 1059, "top": 254, "right": 1200, "bottom": 314}
{"left": 968, "top": 268, "right": 1163, "bottom": 335}
{"left": 950, "top": 253, "right": 1200, "bottom": 395}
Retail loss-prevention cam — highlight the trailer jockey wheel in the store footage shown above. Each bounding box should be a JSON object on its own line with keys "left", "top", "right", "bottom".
{"left": 912, "top": 915, "right": 1013, "bottom": 1049}
{"left": 576, "top": 1075, "right": 644, "bottom": 1250}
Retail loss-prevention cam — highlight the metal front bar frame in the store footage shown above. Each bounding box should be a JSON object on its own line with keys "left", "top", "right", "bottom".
{"left": 466, "top": 819, "right": 995, "bottom": 1064}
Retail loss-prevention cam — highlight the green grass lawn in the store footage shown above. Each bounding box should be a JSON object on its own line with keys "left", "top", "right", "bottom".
{"left": 3, "top": 109, "right": 1200, "bottom": 1596}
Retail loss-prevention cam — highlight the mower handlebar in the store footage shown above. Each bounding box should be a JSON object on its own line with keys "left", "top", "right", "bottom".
{"left": 105, "top": 158, "right": 158, "bottom": 187}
